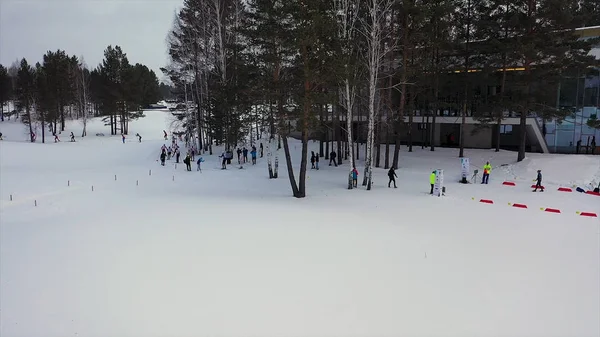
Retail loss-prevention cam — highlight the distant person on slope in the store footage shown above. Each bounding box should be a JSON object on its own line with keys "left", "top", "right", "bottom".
{"left": 184, "top": 154, "right": 192, "bottom": 171}
{"left": 430, "top": 171, "right": 436, "bottom": 194}
{"left": 251, "top": 147, "right": 257, "bottom": 165}
{"left": 315, "top": 153, "right": 319, "bottom": 170}
{"left": 160, "top": 150, "right": 166, "bottom": 166}
{"left": 388, "top": 167, "right": 397, "bottom": 188}
{"left": 329, "top": 151, "right": 337, "bottom": 166}
{"left": 197, "top": 157, "right": 205, "bottom": 172}
{"left": 351, "top": 167, "right": 359, "bottom": 187}
{"left": 70, "top": 132, "right": 75, "bottom": 142}
{"left": 163, "top": 130, "right": 168, "bottom": 140}
{"left": 53, "top": 132, "right": 60, "bottom": 143}
{"left": 175, "top": 149, "right": 181, "bottom": 163}
{"left": 260, "top": 143, "right": 264, "bottom": 157}
{"left": 237, "top": 148, "right": 242, "bottom": 164}
{"left": 310, "top": 152, "right": 316, "bottom": 169}
{"left": 481, "top": 161, "right": 492, "bottom": 184}
{"left": 533, "top": 170, "right": 544, "bottom": 192}
{"left": 136, "top": 133, "right": 142, "bottom": 142}
{"left": 122, "top": 134, "right": 126, "bottom": 143}
{"left": 220, "top": 152, "right": 227, "bottom": 169}
{"left": 243, "top": 147, "right": 249, "bottom": 163}
{"left": 167, "top": 147, "right": 172, "bottom": 160}
{"left": 0, "top": 132, "right": 3, "bottom": 140}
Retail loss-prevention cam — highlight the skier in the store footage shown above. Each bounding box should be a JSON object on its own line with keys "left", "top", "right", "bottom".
{"left": 184, "top": 154, "right": 192, "bottom": 171}
{"left": 481, "top": 161, "right": 492, "bottom": 184}
{"left": 310, "top": 152, "right": 316, "bottom": 169}
{"left": 53, "top": 132, "right": 60, "bottom": 143}
{"left": 122, "top": 134, "right": 126, "bottom": 143}
{"left": 351, "top": 166, "right": 359, "bottom": 187}
{"left": 175, "top": 150, "right": 181, "bottom": 163}
{"left": 243, "top": 147, "right": 249, "bottom": 163}
{"left": 163, "top": 130, "right": 168, "bottom": 140}
{"left": 220, "top": 152, "right": 227, "bottom": 169}
{"left": 260, "top": 143, "right": 264, "bottom": 157}
{"left": 70, "top": 132, "right": 75, "bottom": 142}
{"left": 251, "top": 147, "right": 257, "bottom": 165}
{"left": 315, "top": 153, "right": 319, "bottom": 170}
{"left": 237, "top": 148, "right": 242, "bottom": 164}
{"left": 533, "top": 169, "right": 544, "bottom": 192}
{"left": 197, "top": 157, "right": 205, "bottom": 172}
{"left": 136, "top": 133, "right": 142, "bottom": 142}
{"left": 329, "top": 151, "right": 337, "bottom": 166}
{"left": 430, "top": 171, "right": 436, "bottom": 194}
{"left": 160, "top": 150, "right": 166, "bottom": 166}
{"left": 388, "top": 167, "right": 397, "bottom": 188}
{"left": 167, "top": 147, "right": 172, "bottom": 160}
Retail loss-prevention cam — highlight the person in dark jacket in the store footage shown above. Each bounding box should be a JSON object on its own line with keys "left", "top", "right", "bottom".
{"left": 329, "top": 151, "right": 337, "bottom": 166}
{"left": 184, "top": 154, "right": 192, "bottom": 171}
{"left": 243, "top": 147, "right": 249, "bottom": 163}
{"left": 160, "top": 150, "right": 166, "bottom": 166}
{"left": 388, "top": 167, "right": 397, "bottom": 188}
{"left": 310, "top": 152, "right": 316, "bottom": 169}
{"left": 175, "top": 150, "right": 181, "bottom": 163}
{"left": 237, "top": 148, "right": 242, "bottom": 164}
{"left": 533, "top": 169, "right": 544, "bottom": 192}
{"left": 315, "top": 153, "right": 319, "bottom": 170}
{"left": 260, "top": 143, "right": 264, "bottom": 157}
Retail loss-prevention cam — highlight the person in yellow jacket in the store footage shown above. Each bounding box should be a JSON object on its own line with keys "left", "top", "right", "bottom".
{"left": 481, "top": 161, "right": 492, "bottom": 184}
{"left": 430, "top": 171, "right": 436, "bottom": 194}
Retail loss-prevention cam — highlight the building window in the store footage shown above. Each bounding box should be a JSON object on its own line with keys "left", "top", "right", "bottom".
{"left": 500, "top": 125, "right": 513, "bottom": 134}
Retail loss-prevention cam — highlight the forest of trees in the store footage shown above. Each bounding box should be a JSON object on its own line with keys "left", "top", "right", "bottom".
{"left": 0, "top": 45, "right": 163, "bottom": 140}
{"left": 162, "top": 0, "right": 599, "bottom": 197}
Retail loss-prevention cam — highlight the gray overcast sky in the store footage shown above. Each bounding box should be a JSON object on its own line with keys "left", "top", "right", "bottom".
{"left": 0, "top": 0, "right": 182, "bottom": 81}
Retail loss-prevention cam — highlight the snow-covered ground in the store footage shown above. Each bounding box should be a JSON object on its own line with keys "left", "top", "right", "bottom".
{"left": 1, "top": 111, "right": 599, "bottom": 337}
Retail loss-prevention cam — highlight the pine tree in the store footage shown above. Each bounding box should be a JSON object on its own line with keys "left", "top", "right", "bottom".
{"left": 15, "top": 59, "right": 36, "bottom": 142}
{"left": 0, "top": 64, "right": 12, "bottom": 121}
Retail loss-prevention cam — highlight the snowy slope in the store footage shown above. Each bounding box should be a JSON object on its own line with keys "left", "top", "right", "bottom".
{"left": 1, "top": 111, "right": 599, "bottom": 337}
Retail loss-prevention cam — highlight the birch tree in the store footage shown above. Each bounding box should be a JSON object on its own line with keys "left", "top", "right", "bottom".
{"left": 334, "top": 0, "right": 361, "bottom": 189}
{"left": 360, "top": 0, "right": 395, "bottom": 190}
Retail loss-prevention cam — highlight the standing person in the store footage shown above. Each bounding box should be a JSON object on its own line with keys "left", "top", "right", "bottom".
{"left": 329, "top": 151, "right": 337, "bottom": 166}
{"left": 576, "top": 139, "right": 582, "bottom": 154}
{"left": 388, "top": 167, "right": 397, "bottom": 188}
{"left": 191, "top": 147, "right": 196, "bottom": 161}
{"left": 53, "top": 132, "right": 60, "bottom": 142}
{"left": 160, "top": 150, "right": 166, "bottom": 166}
{"left": 315, "top": 153, "right": 319, "bottom": 170}
{"left": 243, "top": 147, "right": 249, "bottom": 163}
{"left": 175, "top": 149, "right": 181, "bottom": 163}
{"left": 167, "top": 147, "right": 172, "bottom": 160}
{"left": 136, "top": 133, "right": 142, "bottom": 142}
{"left": 122, "top": 134, "right": 125, "bottom": 143}
{"left": 70, "top": 132, "right": 75, "bottom": 142}
{"left": 533, "top": 169, "right": 544, "bottom": 192}
{"left": 184, "top": 154, "right": 192, "bottom": 171}
{"left": 310, "top": 152, "right": 316, "bottom": 169}
{"left": 260, "top": 143, "right": 264, "bottom": 157}
{"left": 220, "top": 152, "right": 227, "bottom": 169}
{"left": 430, "top": 171, "right": 436, "bottom": 194}
{"left": 351, "top": 166, "right": 359, "bottom": 187}
{"left": 197, "top": 157, "right": 205, "bottom": 171}
{"left": 236, "top": 148, "right": 242, "bottom": 164}
{"left": 251, "top": 147, "right": 257, "bottom": 165}
{"left": 481, "top": 161, "right": 492, "bottom": 184}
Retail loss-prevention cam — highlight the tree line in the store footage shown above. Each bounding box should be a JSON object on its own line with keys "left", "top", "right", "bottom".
{"left": 0, "top": 45, "right": 163, "bottom": 142}
{"left": 164, "top": 0, "right": 599, "bottom": 198}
